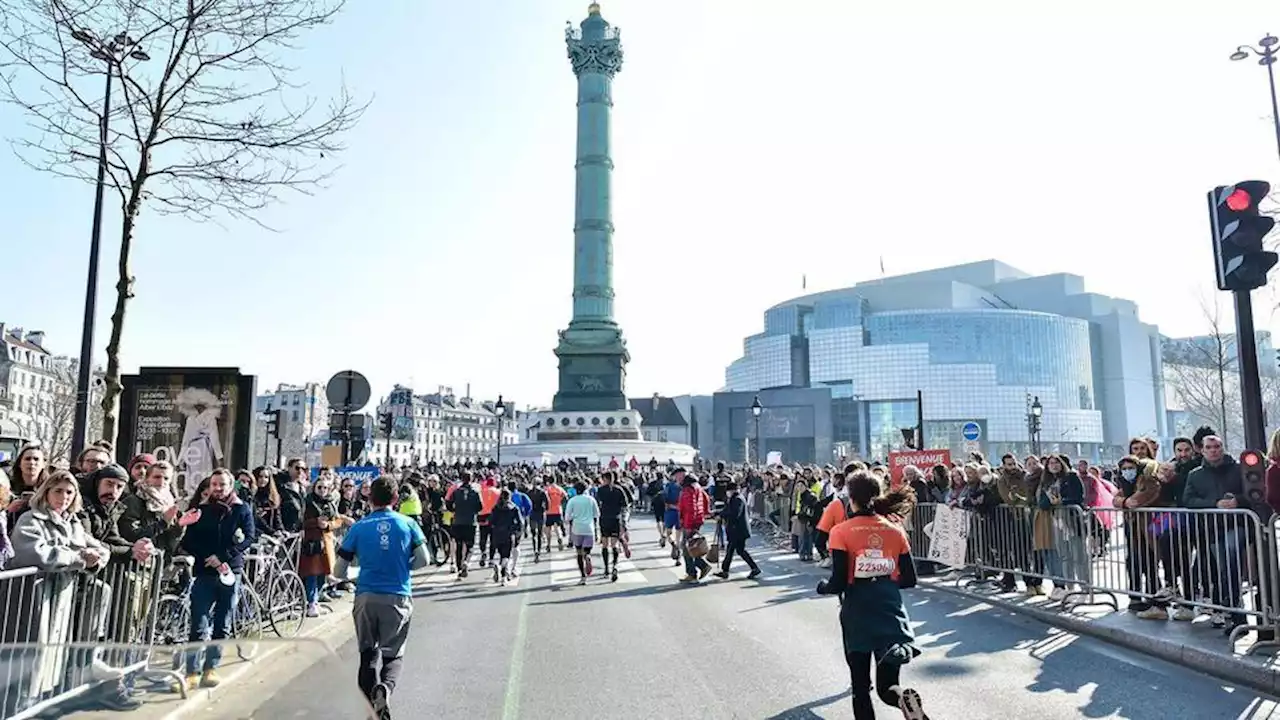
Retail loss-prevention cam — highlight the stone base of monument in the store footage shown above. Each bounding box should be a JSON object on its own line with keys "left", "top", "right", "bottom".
{"left": 502, "top": 409, "right": 697, "bottom": 468}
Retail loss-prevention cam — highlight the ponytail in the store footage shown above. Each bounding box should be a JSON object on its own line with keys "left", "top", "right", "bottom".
{"left": 870, "top": 487, "right": 915, "bottom": 518}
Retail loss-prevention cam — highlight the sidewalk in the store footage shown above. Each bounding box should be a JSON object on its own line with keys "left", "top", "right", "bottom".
{"left": 921, "top": 575, "right": 1280, "bottom": 695}
{"left": 59, "top": 595, "right": 358, "bottom": 720}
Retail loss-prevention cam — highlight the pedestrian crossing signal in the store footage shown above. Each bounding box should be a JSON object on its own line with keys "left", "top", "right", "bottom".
{"left": 1209, "top": 181, "right": 1277, "bottom": 292}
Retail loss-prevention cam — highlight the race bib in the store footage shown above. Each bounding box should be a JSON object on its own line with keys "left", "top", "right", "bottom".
{"left": 854, "top": 548, "right": 896, "bottom": 578}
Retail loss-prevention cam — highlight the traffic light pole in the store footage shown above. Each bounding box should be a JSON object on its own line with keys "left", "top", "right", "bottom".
{"left": 1234, "top": 289, "right": 1268, "bottom": 451}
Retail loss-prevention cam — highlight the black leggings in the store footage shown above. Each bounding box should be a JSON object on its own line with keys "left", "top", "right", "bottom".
{"left": 846, "top": 650, "right": 901, "bottom": 720}
{"left": 358, "top": 649, "right": 403, "bottom": 699}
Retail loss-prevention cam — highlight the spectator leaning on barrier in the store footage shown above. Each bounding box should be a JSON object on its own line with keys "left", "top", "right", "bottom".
{"left": 1113, "top": 456, "right": 1169, "bottom": 620}
{"left": 1182, "top": 435, "right": 1263, "bottom": 636}
{"left": 994, "top": 454, "right": 1037, "bottom": 594}
{"left": 277, "top": 459, "right": 308, "bottom": 533}
{"left": 179, "top": 467, "right": 255, "bottom": 691}
{"left": 9, "top": 470, "right": 125, "bottom": 703}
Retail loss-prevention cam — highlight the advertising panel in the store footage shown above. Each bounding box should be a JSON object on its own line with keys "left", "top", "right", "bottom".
{"left": 117, "top": 367, "right": 256, "bottom": 495}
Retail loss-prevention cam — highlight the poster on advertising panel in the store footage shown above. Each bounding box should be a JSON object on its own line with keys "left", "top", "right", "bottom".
{"left": 117, "top": 367, "right": 256, "bottom": 495}
{"left": 887, "top": 449, "right": 952, "bottom": 486}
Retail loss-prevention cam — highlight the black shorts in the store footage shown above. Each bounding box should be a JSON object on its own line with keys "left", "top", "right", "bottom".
{"left": 452, "top": 524, "right": 476, "bottom": 543}
{"left": 600, "top": 517, "right": 622, "bottom": 538}
{"left": 545, "top": 514, "right": 563, "bottom": 528}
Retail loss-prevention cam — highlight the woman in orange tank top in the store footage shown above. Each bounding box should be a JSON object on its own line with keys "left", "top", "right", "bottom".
{"left": 817, "top": 470, "right": 929, "bottom": 720}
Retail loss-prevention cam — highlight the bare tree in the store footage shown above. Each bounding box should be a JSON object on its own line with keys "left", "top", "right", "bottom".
{"left": 0, "top": 0, "right": 365, "bottom": 444}
{"left": 1164, "top": 296, "right": 1238, "bottom": 447}
{"left": 28, "top": 361, "right": 77, "bottom": 461}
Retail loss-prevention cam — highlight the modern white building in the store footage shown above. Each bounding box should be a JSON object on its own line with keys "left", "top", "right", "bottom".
{"left": 724, "top": 260, "right": 1166, "bottom": 462}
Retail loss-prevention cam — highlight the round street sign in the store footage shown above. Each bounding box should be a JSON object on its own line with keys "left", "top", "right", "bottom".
{"left": 961, "top": 421, "right": 981, "bottom": 441}
{"left": 326, "top": 370, "right": 371, "bottom": 411}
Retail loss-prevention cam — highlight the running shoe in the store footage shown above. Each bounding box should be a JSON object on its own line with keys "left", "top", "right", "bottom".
{"left": 371, "top": 681, "right": 391, "bottom": 720}
{"left": 611, "top": 569, "right": 618, "bottom": 583}
{"left": 747, "top": 569, "right": 762, "bottom": 580}
{"left": 585, "top": 556, "right": 594, "bottom": 576}
{"left": 896, "top": 687, "right": 928, "bottom": 720}
{"left": 659, "top": 536, "right": 667, "bottom": 549}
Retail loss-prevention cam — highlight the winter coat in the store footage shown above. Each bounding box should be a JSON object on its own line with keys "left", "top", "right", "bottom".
{"left": 995, "top": 467, "right": 1030, "bottom": 506}
{"left": 78, "top": 495, "right": 134, "bottom": 564}
{"left": 180, "top": 495, "right": 255, "bottom": 576}
{"left": 489, "top": 501, "right": 524, "bottom": 540}
{"left": 298, "top": 493, "right": 339, "bottom": 579}
{"left": 678, "top": 484, "right": 710, "bottom": 531}
{"left": 120, "top": 489, "right": 186, "bottom": 556}
{"left": 9, "top": 508, "right": 109, "bottom": 573}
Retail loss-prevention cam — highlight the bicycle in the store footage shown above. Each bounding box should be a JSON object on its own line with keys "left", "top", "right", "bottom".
{"left": 245, "top": 534, "right": 307, "bottom": 638}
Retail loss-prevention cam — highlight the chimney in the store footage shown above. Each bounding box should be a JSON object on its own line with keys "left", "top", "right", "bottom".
{"left": 652, "top": 392, "right": 661, "bottom": 413}
{"left": 25, "top": 331, "right": 44, "bottom": 349}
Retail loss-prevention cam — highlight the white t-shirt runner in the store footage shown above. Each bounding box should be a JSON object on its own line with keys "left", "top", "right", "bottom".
{"left": 564, "top": 494, "right": 600, "bottom": 537}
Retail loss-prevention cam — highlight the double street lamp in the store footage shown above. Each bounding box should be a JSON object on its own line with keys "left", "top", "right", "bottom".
{"left": 494, "top": 395, "right": 506, "bottom": 468}
{"left": 750, "top": 395, "right": 763, "bottom": 464}
{"left": 1230, "top": 34, "right": 1280, "bottom": 161}
{"left": 68, "top": 28, "right": 149, "bottom": 459}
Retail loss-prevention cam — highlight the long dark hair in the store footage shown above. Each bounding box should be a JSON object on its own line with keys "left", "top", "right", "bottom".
{"left": 847, "top": 470, "right": 914, "bottom": 517}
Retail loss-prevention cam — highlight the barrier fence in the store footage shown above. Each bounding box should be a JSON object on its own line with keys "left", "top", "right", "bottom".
{"left": 0, "top": 553, "right": 180, "bottom": 719}
{"left": 911, "top": 502, "right": 1280, "bottom": 650}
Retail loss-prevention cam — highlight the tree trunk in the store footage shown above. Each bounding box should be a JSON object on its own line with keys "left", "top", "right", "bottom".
{"left": 100, "top": 186, "right": 143, "bottom": 446}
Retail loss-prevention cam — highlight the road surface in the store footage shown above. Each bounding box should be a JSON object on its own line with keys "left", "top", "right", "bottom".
{"left": 250, "top": 523, "right": 1280, "bottom": 719}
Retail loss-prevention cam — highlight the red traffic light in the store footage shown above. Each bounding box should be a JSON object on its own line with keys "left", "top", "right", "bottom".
{"left": 1226, "top": 188, "right": 1254, "bottom": 212}
{"left": 1241, "top": 450, "right": 1264, "bottom": 467}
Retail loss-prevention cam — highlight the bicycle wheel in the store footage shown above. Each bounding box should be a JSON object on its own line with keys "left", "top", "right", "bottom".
{"left": 155, "top": 593, "right": 191, "bottom": 672}
{"left": 234, "top": 584, "right": 266, "bottom": 660}
{"left": 267, "top": 570, "right": 307, "bottom": 638}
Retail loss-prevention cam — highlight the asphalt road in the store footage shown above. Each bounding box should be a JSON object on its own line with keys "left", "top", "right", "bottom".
{"left": 255, "top": 522, "right": 1280, "bottom": 719}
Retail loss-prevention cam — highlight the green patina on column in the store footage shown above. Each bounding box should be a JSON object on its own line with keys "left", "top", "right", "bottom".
{"left": 553, "top": 3, "right": 630, "bottom": 412}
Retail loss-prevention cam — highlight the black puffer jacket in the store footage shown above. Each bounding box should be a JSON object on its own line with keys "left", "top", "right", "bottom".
{"left": 489, "top": 501, "right": 524, "bottom": 540}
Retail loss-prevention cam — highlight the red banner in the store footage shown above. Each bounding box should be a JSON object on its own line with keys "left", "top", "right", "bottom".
{"left": 887, "top": 449, "right": 952, "bottom": 485}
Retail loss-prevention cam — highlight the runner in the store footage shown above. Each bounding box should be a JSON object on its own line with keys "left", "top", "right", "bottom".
{"left": 545, "top": 478, "right": 568, "bottom": 552}
{"left": 645, "top": 473, "right": 666, "bottom": 545}
{"left": 448, "top": 472, "right": 482, "bottom": 579}
{"left": 594, "top": 470, "right": 628, "bottom": 582}
{"left": 816, "top": 470, "right": 928, "bottom": 720}
{"left": 527, "top": 477, "right": 549, "bottom": 562}
{"left": 477, "top": 477, "right": 500, "bottom": 567}
{"left": 562, "top": 480, "right": 600, "bottom": 586}
{"left": 489, "top": 488, "right": 524, "bottom": 586}
{"left": 507, "top": 480, "right": 532, "bottom": 578}
{"left": 334, "top": 475, "right": 430, "bottom": 720}
{"left": 662, "top": 470, "right": 685, "bottom": 564}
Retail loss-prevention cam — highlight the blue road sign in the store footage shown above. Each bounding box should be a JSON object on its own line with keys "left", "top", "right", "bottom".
{"left": 961, "top": 422, "right": 981, "bottom": 441}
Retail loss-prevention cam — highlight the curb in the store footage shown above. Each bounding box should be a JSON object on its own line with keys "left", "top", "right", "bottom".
{"left": 923, "top": 580, "right": 1280, "bottom": 696}
{"left": 160, "top": 600, "right": 354, "bottom": 720}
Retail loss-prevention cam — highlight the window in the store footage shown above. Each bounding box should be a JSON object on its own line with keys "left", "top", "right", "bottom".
{"left": 292, "top": 410, "right": 299, "bottom": 422}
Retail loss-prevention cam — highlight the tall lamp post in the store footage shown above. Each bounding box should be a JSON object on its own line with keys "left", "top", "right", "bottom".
{"left": 1230, "top": 34, "right": 1280, "bottom": 161}
{"left": 67, "top": 28, "right": 149, "bottom": 459}
{"left": 1029, "top": 395, "right": 1043, "bottom": 456}
{"left": 494, "top": 395, "right": 506, "bottom": 468}
{"left": 751, "top": 395, "right": 763, "bottom": 464}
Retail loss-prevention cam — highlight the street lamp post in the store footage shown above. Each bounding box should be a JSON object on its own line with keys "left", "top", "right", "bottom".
{"left": 751, "top": 395, "right": 763, "bottom": 464}
{"left": 1029, "top": 395, "right": 1043, "bottom": 456}
{"left": 1230, "top": 34, "right": 1280, "bottom": 162}
{"left": 67, "top": 28, "right": 149, "bottom": 459}
{"left": 494, "top": 395, "right": 506, "bottom": 468}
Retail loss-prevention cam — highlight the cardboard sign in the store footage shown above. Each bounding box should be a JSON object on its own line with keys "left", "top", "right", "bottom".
{"left": 925, "top": 504, "right": 970, "bottom": 568}
{"left": 887, "top": 449, "right": 952, "bottom": 485}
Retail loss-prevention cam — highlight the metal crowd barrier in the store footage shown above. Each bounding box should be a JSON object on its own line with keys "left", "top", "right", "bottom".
{"left": 911, "top": 502, "right": 1280, "bottom": 651}
{"left": 0, "top": 553, "right": 179, "bottom": 719}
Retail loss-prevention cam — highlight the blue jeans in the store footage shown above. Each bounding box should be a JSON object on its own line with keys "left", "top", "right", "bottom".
{"left": 799, "top": 525, "right": 814, "bottom": 559}
{"left": 305, "top": 575, "right": 323, "bottom": 605}
{"left": 1212, "top": 529, "right": 1245, "bottom": 611}
{"left": 682, "top": 536, "right": 710, "bottom": 577}
{"left": 1037, "top": 549, "right": 1063, "bottom": 580}
{"left": 186, "top": 573, "right": 240, "bottom": 675}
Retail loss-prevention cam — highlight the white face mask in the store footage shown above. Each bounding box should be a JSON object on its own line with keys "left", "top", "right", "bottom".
{"left": 1121, "top": 468, "right": 1138, "bottom": 482}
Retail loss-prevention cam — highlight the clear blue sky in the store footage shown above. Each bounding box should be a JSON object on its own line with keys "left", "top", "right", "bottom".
{"left": 4, "top": 0, "right": 1280, "bottom": 410}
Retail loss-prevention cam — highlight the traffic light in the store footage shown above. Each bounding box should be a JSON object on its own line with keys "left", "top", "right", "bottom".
{"left": 1209, "top": 181, "right": 1276, "bottom": 291}
{"left": 381, "top": 412, "right": 394, "bottom": 437}
{"left": 265, "top": 409, "right": 279, "bottom": 438}
{"left": 1240, "top": 449, "right": 1266, "bottom": 505}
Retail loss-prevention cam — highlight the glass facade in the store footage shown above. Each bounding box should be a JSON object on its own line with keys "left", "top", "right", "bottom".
{"left": 721, "top": 262, "right": 1148, "bottom": 460}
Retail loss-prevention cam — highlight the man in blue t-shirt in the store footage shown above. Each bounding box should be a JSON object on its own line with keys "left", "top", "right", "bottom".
{"left": 336, "top": 476, "right": 429, "bottom": 720}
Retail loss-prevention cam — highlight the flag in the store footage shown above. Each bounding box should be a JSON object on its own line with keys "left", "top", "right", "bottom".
{"left": 880, "top": 256, "right": 886, "bottom": 274}
{"left": 802, "top": 274, "right": 807, "bottom": 289}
